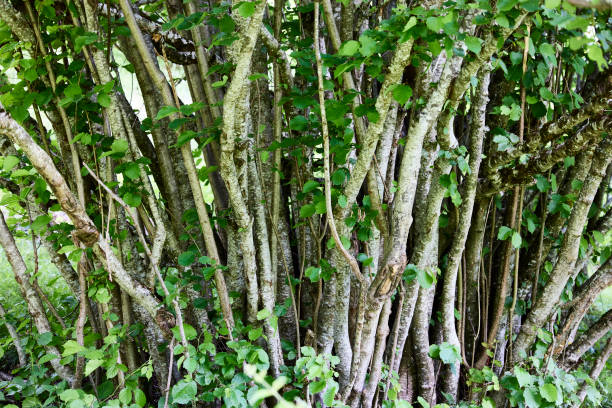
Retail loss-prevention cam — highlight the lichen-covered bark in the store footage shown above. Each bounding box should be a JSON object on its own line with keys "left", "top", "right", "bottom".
{"left": 513, "top": 137, "right": 612, "bottom": 362}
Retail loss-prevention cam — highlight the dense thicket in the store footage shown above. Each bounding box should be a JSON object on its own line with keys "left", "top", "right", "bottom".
{"left": 0, "top": 0, "right": 610, "bottom": 407}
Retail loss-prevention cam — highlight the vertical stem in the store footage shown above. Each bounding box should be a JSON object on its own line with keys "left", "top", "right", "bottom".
{"left": 508, "top": 25, "right": 530, "bottom": 365}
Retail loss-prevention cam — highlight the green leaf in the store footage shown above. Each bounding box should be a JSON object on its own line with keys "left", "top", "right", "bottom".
{"left": 62, "top": 340, "right": 85, "bottom": 356}
{"left": 539, "top": 43, "right": 557, "bottom": 66}
{"left": 514, "top": 366, "right": 532, "bottom": 387}
{"left": 359, "top": 34, "right": 377, "bottom": 57}
{"left": 495, "top": 14, "right": 510, "bottom": 28}
{"left": 339, "top": 40, "right": 360, "bottom": 56}
{"left": 123, "top": 191, "right": 141, "bottom": 207}
{"left": 498, "top": 226, "right": 513, "bottom": 240}
{"left": 309, "top": 380, "right": 326, "bottom": 393}
{"left": 417, "top": 267, "right": 435, "bottom": 289}
{"left": 482, "top": 397, "right": 495, "bottom": 408}
{"left": 178, "top": 251, "right": 196, "bottom": 266}
{"left": 95, "top": 287, "right": 111, "bottom": 303}
{"left": 248, "top": 327, "right": 263, "bottom": 340}
{"left": 237, "top": 1, "right": 255, "bottom": 17}
{"left": 539, "top": 383, "right": 558, "bottom": 403}
{"left": 302, "top": 180, "right": 320, "bottom": 193}
{"left": 524, "top": 387, "right": 541, "bottom": 408}
{"left": 323, "top": 381, "right": 339, "bottom": 405}
{"left": 305, "top": 266, "right": 321, "bottom": 282}
{"left": 257, "top": 308, "right": 271, "bottom": 320}
{"left": 31, "top": 214, "right": 52, "bottom": 233}
{"left": 332, "top": 168, "right": 347, "bottom": 185}
{"left": 123, "top": 162, "right": 140, "bottom": 181}
{"left": 3, "top": 155, "right": 19, "bottom": 171}
{"left": 545, "top": 0, "right": 561, "bottom": 9}
{"left": 300, "top": 203, "right": 316, "bottom": 218}
{"left": 392, "top": 84, "right": 413, "bottom": 105}
{"left": 98, "top": 93, "right": 111, "bottom": 108}
{"left": 586, "top": 45, "right": 607, "bottom": 70}
{"left": 465, "top": 36, "right": 483, "bottom": 54}
{"left": 110, "top": 139, "right": 129, "bottom": 154}
{"left": 59, "top": 389, "right": 80, "bottom": 402}
{"left": 119, "top": 388, "right": 132, "bottom": 405}
{"left": 172, "top": 380, "right": 197, "bottom": 405}
{"left": 426, "top": 16, "right": 443, "bottom": 32}
{"left": 155, "top": 106, "right": 179, "bottom": 120}
{"left": 511, "top": 231, "right": 522, "bottom": 249}
{"left": 498, "top": 0, "right": 518, "bottom": 11}
{"left": 417, "top": 396, "right": 430, "bottom": 408}
{"left": 289, "top": 115, "right": 308, "bottom": 131}
{"left": 535, "top": 175, "right": 550, "bottom": 192}
{"left": 84, "top": 359, "right": 103, "bottom": 376}
{"left": 438, "top": 342, "right": 461, "bottom": 365}
{"left": 134, "top": 389, "right": 146, "bottom": 408}
{"left": 37, "top": 331, "right": 53, "bottom": 346}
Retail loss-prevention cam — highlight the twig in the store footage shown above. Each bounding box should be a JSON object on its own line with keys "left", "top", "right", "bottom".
{"left": 313, "top": 0, "right": 364, "bottom": 284}
{"left": 83, "top": 162, "right": 191, "bottom": 358}
{"left": 163, "top": 339, "right": 176, "bottom": 408}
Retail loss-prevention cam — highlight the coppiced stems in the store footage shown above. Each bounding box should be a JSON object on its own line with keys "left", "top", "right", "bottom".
{"left": 0, "top": 0, "right": 610, "bottom": 406}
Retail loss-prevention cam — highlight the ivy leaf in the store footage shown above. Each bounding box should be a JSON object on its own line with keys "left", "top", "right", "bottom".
{"left": 95, "top": 287, "right": 111, "bottom": 304}
{"left": 123, "top": 162, "right": 140, "bottom": 181}
{"left": 309, "top": 380, "right": 326, "bottom": 394}
{"left": 535, "top": 175, "right": 550, "bottom": 192}
{"left": 482, "top": 397, "right": 495, "bottom": 408}
{"left": 498, "top": 0, "right": 518, "bottom": 11}
{"left": 248, "top": 327, "right": 263, "bottom": 341}
{"left": 417, "top": 396, "right": 430, "bottom": 408}
{"left": 59, "top": 389, "right": 80, "bottom": 402}
{"left": 119, "top": 388, "right": 132, "bottom": 405}
{"left": 426, "top": 16, "right": 443, "bottom": 32}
